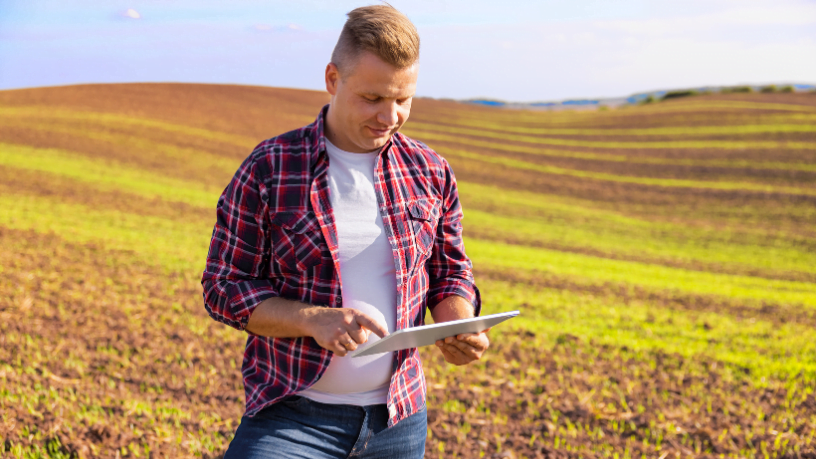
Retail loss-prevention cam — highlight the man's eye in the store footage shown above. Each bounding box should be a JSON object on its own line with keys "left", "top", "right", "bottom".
{"left": 364, "top": 96, "right": 379, "bottom": 102}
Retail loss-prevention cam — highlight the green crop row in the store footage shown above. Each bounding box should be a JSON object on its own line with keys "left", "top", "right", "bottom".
{"left": 0, "top": 193, "right": 210, "bottom": 273}
{"left": 405, "top": 126, "right": 816, "bottom": 151}
{"left": 409, "top": 119, "right": 816, "bottom": 138}
{"left": 459, "top": 182, "right": 816, "bottom": 272}
{"left": 443, "top": 148, "right": 816, "bottom": 196}
{"left": 467, "top": 239, "right": 816, "bottom": 309}
{"left": 404, "top": 129, "right": 816, "bottom": 172}
{"left": 0, "top": 106, "right": 258, "bottom": 147}
{"left": 481, "top": 278, "right": 816, "bottom": 381}
{"left": 0, "top": 143, "right": 222, "bottom": 208}
{"left": 3, "top": 185, "right": 814, "bottom": 317}
{"left": 458, "top": 181, "right": 816, "bottom": 241}
{"left": 421, "top": 100, "right": 816, "bottom": 126}
{"left": 4, "top": 141, "right": 814, "bottom": 301}
{"left": 465, "top": 208, "right": 816, "bottom": 279}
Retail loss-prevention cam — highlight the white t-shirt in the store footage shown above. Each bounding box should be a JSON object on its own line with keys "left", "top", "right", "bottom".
{"left": 297, "top": 138, "right": 398, "bottom": 406}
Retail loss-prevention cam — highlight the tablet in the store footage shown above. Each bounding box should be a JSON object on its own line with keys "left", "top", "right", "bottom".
{"left": 349, "top": 311, "right": 519, "bottom": 358}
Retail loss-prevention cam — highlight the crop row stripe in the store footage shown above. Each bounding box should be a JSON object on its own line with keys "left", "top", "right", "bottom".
{"left": 442, "top": 148, "right": 816, "bottom": 197}
{"left": 0, "top": 107, "right": 261, "bottom": 148}
{"left": 421, "top": 101, "right": 816, "bottom": 126}
{"left": 405, "top": 127, "right": 816, "bottom": 151}
{"left": 409, "top": 119, "right": 816, "bottom": 137}
{"left": 465, "top": 209, "right": 816, "bottom": 281}
{"left": 403, "top": 130, "right": 816, "bottom": 172}
{"left": 0, "top": 193, "right": 209, "bottom": 274}
{"left": 467, "top": 239, "right": 816, "bottom": 308}
{"left": 0, "top": 143, "right": 220, "bottom": 208}
{"left": 1, "top": 119, "right": 241, "bottom": 174}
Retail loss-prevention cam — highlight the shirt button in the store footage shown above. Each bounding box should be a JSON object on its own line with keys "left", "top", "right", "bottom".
{"left": 335, "top": 297, "right": 342, "bottom": 305}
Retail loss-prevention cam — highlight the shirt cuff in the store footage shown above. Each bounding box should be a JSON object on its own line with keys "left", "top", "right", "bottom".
{"left": 428, "top": 280, "right": 481, "bottom": 317}
{"left": 226, "top": 280, "right": 281, "bottom": 331}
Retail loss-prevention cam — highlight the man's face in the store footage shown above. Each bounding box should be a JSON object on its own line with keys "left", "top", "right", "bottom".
{"left": 324, "top": 51, "right": 418, "bottom": 153}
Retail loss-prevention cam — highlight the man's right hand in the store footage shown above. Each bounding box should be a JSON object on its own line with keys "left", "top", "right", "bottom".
{"left": 245, "top": 297, "right": 389, "bottom": 356}
{"left": 303, "top": 307, "right": 389, "bottom": 356}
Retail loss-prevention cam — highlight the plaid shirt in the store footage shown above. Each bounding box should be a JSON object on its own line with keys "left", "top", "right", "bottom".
{"left": 202, "top": 104, "right": 481, "bottom": 427}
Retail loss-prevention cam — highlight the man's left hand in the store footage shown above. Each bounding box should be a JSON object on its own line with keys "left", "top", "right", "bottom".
{"left": 435, "top": 330, "right": 489, "bottom": 365}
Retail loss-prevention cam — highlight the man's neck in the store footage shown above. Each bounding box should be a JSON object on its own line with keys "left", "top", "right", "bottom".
{"left": 324, "top": 106, "right": 354, "bottom": 153}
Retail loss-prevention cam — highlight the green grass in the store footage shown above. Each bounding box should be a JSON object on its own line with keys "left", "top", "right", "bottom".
{"left": 459, "top": 182, "right": 816, "bottom": 277}
{"left": 0, "top": 106, "right": 257, "bottom": 147}
{"left": 420, "top": 100, "right": 816, "bottom": 126}
{"left": 0, "top": 193, "right": 211, "bottom": 273}
{"left": 407, "top": 126, "right": 816, "bottom": 151}
{"left": 466, "top": 209, "right": 816, "bottom": 278}
{"left": 467, "top": 238, "right": 816, "bottom": 309}
{"left": 1, "top": 120, "right": 243, "bottom": 173}
{"left": 404, "top": 128, "right": 816, "bottom": 172}
{"left": 410, "top": 119, "right": 816, "bottom": 137}
{"left": 481, "top": 278, "right": 816, "bottom": 380}
{"left": 0, "top": 143, "right": 223, "bottom": 208}
{"left": 444, "top": 148, "right": 816, "bottom": 196}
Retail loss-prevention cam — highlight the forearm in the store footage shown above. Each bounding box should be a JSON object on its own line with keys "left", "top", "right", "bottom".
{"left": 244, "top": 297, "right": 389, "bottom": 356}
{"left": 430, "top": 294, "right": 475, "bottom": 323}
{"left": 245, "top": 297, "right": 319, "bottom": 337}
{"left": 431, "top": 294, "right": 488, "bottom": 365}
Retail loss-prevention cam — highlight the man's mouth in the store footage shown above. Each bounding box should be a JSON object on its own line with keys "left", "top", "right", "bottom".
{"left": 368, "top": 126, "right": 393, "bottom": 136}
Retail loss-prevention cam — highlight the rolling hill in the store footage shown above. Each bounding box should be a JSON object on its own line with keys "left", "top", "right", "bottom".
{"left": 1, "top": 83, "right": 815, "bottom": 458}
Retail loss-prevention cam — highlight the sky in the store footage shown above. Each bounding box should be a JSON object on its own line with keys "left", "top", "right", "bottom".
{"left": 1, "top": 0, "right": 815, "bottom": 102}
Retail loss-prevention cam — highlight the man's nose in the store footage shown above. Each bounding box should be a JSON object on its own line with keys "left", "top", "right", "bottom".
{"left": 377, "top": 102, "right": 399, "bottom": 127}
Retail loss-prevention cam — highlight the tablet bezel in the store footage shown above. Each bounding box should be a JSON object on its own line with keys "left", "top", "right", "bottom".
{"left": 348, "top": 310, "right": 519, "bottom": 358}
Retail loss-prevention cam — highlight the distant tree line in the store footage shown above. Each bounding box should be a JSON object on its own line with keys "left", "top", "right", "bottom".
{"left": 640, "top": 84, "right": 800, "bottom": 104}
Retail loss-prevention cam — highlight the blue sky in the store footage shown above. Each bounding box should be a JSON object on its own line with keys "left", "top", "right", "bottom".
{"left": 1, "top": 0, "right": 814, "bottom": 101}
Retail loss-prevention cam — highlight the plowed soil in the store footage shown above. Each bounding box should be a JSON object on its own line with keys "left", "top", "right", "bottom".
{"left": 2, "top": 84, "right": 816, "bottom": 458}
{"left": 3, "top": 229, "right": 815, "bottom": 458}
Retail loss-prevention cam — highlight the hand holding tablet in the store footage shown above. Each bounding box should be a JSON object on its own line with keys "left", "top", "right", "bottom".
{"left": 348, "top": 311, "right": 519, "bottom": 358}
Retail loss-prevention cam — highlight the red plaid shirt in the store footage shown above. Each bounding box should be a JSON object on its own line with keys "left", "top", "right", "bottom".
{"left": 202, "top": 105, "right": 480, "bottom": 426}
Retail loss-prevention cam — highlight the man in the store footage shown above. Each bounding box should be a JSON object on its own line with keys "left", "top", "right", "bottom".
{"left": 202, "top": 4, "right": 487, "bottom": 458}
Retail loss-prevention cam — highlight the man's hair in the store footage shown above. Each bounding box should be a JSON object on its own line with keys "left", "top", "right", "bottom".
{"left": 331, "top": 4, "right": 420, "bottom": 74}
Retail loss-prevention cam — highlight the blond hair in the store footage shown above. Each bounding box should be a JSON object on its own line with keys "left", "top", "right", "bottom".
{"left": 331, "top": 4, "right": 420, "bottom": 73}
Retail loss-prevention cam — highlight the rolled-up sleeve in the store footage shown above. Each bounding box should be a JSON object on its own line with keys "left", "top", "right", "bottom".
{"left": 201, "top": 151, "right": 279, "bottom": 331}
{"left": 426, "top": 160, "right": 482, "bottom": 316}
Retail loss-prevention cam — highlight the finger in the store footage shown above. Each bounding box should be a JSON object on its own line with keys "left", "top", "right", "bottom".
{"left": 354, "top": 312, "right": 389, "bottom": 338}
{"left": 439, "top": 345, "right": 463, "bottom": 365}
{"left": 339, "top": 334, "right": 358, "bottom": 351}
{"left": 442, "top": 342, "right": 472, "bottom": 363}
{"left": 450, "top": 338, "right": 481, "bottom": 359}
{"left": 456, "top": 330, "right": 490, "bottom": 341}
{"left": 456, "top": 333, "right": 488, "bottom": 350}
{"left": 347, "top": 326, "right": 367, "bottom": 345}
{"left": 453, "top": 334, "right": 489, "bottom": 356}
{"left": 333, "top": 344, "right": 348, "bottom": 357}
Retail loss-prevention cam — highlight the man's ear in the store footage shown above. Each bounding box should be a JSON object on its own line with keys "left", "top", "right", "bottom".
{"left": 325, "top": 63, "right": 340, "bottom": 96}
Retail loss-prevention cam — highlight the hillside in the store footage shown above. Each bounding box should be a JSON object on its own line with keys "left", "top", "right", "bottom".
{"left": 1, "top": 83, "right": 816, "bottom": 458}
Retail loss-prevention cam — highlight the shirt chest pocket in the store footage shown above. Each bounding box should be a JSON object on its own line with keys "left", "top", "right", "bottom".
{"left": 270, "top": 211, "right": 326, "bottom": 273}
{"left": 407, "top": 198, "right": 440, "bottom": 259}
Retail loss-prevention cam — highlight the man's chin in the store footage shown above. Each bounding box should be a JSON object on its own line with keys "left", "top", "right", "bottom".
{"left": 362, "top": 135, "right": 392, "bottom": 151}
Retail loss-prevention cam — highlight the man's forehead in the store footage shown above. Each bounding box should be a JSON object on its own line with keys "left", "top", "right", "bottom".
{"left": 359, "top": 87, "right": 415, "bottom": 98}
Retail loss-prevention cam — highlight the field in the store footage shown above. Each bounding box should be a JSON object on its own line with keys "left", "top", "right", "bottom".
{"left": 1, "top": 83, "right": 815, "bottom": 458}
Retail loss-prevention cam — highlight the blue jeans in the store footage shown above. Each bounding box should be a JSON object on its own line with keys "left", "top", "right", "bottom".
{"left": 223, "top": 396, "right": 427, "bottom": 459}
